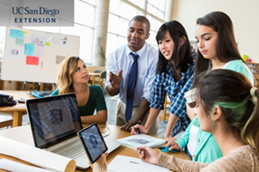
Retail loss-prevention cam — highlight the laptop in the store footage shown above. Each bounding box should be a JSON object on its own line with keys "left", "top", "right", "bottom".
{"left": 26, "top": 93, "right": 121, "bottom": 169}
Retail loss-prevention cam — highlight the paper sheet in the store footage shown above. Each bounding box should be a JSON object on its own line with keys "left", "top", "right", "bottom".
{"left": 0, "top": 159, "right": 53, "bottom": 172}
{"left": 108, "top": 155, "right": 169, "bottom": 172}
{"left": 0, "top": 136, "right": 76, "bottom": 172}
{"left": 116, "top": 134, "right": 166, "bottom": 149}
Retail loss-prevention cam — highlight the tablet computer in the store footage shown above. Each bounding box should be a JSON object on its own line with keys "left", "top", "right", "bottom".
{"left": 77, "top": 123, "right": 108, "bottom": 164}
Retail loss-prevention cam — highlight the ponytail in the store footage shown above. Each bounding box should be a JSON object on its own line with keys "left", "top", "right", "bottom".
{"left": 242, "top": 88, "right": 259, "bottom": 155}
{"left": 196, "top": 69, "right": 259, "bottom": 155}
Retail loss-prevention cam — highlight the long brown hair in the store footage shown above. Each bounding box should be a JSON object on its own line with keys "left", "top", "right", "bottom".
{"left": 57, "top": 56, "right": 82, "bottom": 94}
{"left": 193, "top": 11, "right": 243, "bottom": 87}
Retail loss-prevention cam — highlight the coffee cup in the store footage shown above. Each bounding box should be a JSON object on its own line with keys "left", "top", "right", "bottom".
{"left": 184, "top": 88, "right": 197, "bottom": 108}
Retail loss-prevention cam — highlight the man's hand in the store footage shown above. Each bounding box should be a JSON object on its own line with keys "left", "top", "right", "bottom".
{"left": 120, "top": 122, "right": 135, "bottom": 132}
{"left": 109, "top": 69, "right": 123, "bottom": 89}
{"left": 131, "top": 124, "right": 149, "bottom": 135}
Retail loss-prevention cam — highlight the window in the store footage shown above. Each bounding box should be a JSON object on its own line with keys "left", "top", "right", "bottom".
{"left": 0, "top": 27, "right": 6, "bottom": 60}
{"left": 128, "top": 0, "right": 146, "bottom": 9}
{"left": 74, "top": 0, "right": 95, "bottom": 27}
{"left": 1, "top": 0, "right": 169, "bottom": 65}
{"left": 106, "top": 0, "right": 166, "bottom": 57}
{"left": 147, "top": 0, "right": 166, "bottom": 19}
{"left": 147, "top": 15, "right": 164, "bottom": 46}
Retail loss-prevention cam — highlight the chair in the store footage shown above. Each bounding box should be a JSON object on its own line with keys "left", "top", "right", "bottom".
{"left": 89, "top": 70, "right": 103, "bottom": 84}
{"left": 0, "top": 115, "right": 13, "bottom": 128}
{"left": 41, "top": 83, "right": 57, "bottom": 91}
{"left": 159, "top": 94, "right": 171, "bottom": 122}
{"left": 93, "top": 69, "right": 103, "bottom": 73}
{"left": 21, "top": 81, "right": 40, "bottom": 90}
{"left": 99, "top": 71, "right": 107, "bottom": 92}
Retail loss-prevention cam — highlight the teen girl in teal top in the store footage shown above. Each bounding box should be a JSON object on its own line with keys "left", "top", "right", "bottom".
{"left": 168, "top": 11, "right": 254, "bottom": 163}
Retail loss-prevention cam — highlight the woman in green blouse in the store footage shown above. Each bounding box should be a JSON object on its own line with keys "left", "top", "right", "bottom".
{"left": 51, "top": 56, "right": 107, "bottom": 124}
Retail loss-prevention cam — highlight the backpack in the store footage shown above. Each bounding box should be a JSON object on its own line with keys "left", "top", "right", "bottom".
{"left": 0, "top": 94, "right": 17, "bottom": 106}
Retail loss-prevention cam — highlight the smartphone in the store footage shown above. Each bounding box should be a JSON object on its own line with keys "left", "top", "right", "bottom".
{"left": 18, "top": 98, "right": 26, "bottom": 103}
{"left": 77, "top": 123, "right": 108, "bottom": 164}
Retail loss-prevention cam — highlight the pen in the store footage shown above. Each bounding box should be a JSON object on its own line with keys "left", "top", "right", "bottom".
{"left": 157, "top": 146, "right": 177, "bottom": 153}
{"left": 129, "top": 161, "right": 139, "bottom": 164}
{"left": 134, "top": 120, "right": 141, "bottom": 134}
{"left": 157, "top": 146, "right": 164, "bottom": 150}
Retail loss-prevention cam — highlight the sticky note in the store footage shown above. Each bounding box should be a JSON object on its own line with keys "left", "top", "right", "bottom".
{"left": 10, "top": 29, "right": 24, "bottom": 39}
{"left": 243, "top": 54, "right": 248, "bottom": 62}
{"left": 15, "top": 39, "right": 24, "bottom": 46}
{"left": 26, "top": 56, "right": 39, "bottom": 65}
{"left": 24, "top": 43, "right": 35, "bottom": 55}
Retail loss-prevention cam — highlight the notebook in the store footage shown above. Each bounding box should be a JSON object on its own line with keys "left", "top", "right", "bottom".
{"left": 26, "top": 93, "right": 121, "bottom": 169}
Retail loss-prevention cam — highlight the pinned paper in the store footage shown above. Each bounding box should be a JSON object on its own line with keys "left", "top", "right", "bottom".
{"left": 56, "top": 55, "right": 65, "bottom": 64}
{"left": 35, "top": 45, "right": 44, "bottom": 58}
{"left": 31, "top": 35, "right": 47, "bottom": 46}
{"left": 50, "top": 35, "right": 69, "bottom": 46}
{"left": 24, "top": 43, "right": 35, "bottom": 55}
{"left": 11, "top": 49, "right": 19, "bottom": 55}
{"left": 26, "top": 56, "right": 39, "bottom": 65}
{"left": 15, "top": 39, "right": 24, "bottom": 46}
{"left": 61, "top": 36, "right": 68, "bottom": 45}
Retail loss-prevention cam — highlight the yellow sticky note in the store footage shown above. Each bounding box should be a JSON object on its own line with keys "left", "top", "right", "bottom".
{"left": 22, "top": 30, "right": 27, "bottom": 34}
{"left": 243, "top": 54, "right": 248, "bottom": 62}
{"left": 45, "top": 42, "right": 50, "bottom": 46}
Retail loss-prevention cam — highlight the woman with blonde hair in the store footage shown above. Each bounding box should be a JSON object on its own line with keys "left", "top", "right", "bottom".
{"left": 51, "top": 56, "right": 107, "bottom": 124}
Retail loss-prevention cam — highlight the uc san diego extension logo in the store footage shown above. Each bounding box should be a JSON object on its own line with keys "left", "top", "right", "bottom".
{"left": 12, "top": 6, "right": 59, "bottom": 24}
{"left": 0, "top": 0, "right": 74, "bottom": 26}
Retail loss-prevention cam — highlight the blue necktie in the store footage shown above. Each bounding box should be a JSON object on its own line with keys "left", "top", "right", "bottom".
{"left": 125, "top": 53, "right": 139, "bottom": 122}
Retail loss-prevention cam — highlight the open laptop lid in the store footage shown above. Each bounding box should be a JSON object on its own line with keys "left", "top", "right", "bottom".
{"left": 26, "top": 93, "right": 82, "bottom": 149}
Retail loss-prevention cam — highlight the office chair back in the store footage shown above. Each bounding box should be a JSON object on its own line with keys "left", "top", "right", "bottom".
{"left": 100, "top": 71, "right": 107, "bottom": 93}
{"left": 100, "top": 71, "right": 106, "bottom": 79}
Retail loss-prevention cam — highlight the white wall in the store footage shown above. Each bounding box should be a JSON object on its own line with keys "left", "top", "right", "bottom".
{"left": 172, "top": 0, "right": 259, "bottom": 62}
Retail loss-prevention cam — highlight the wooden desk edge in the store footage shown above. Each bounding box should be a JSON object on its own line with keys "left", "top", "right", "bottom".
{"left": 0, "top": 124, "right": 190, "bottom": 172}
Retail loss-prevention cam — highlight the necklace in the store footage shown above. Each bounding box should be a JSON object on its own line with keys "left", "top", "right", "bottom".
{"left": 224, "top": 139, "right": 240, "bottom": 155}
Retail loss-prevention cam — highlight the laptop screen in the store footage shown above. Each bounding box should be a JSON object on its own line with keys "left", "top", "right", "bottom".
{"left": 26, "top": 93, "right": 82, "bottom": 149}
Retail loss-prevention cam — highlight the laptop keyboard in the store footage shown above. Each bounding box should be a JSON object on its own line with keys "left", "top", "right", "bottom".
{"left": 59, "top": 142, "right": 85, "bottom": 159}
